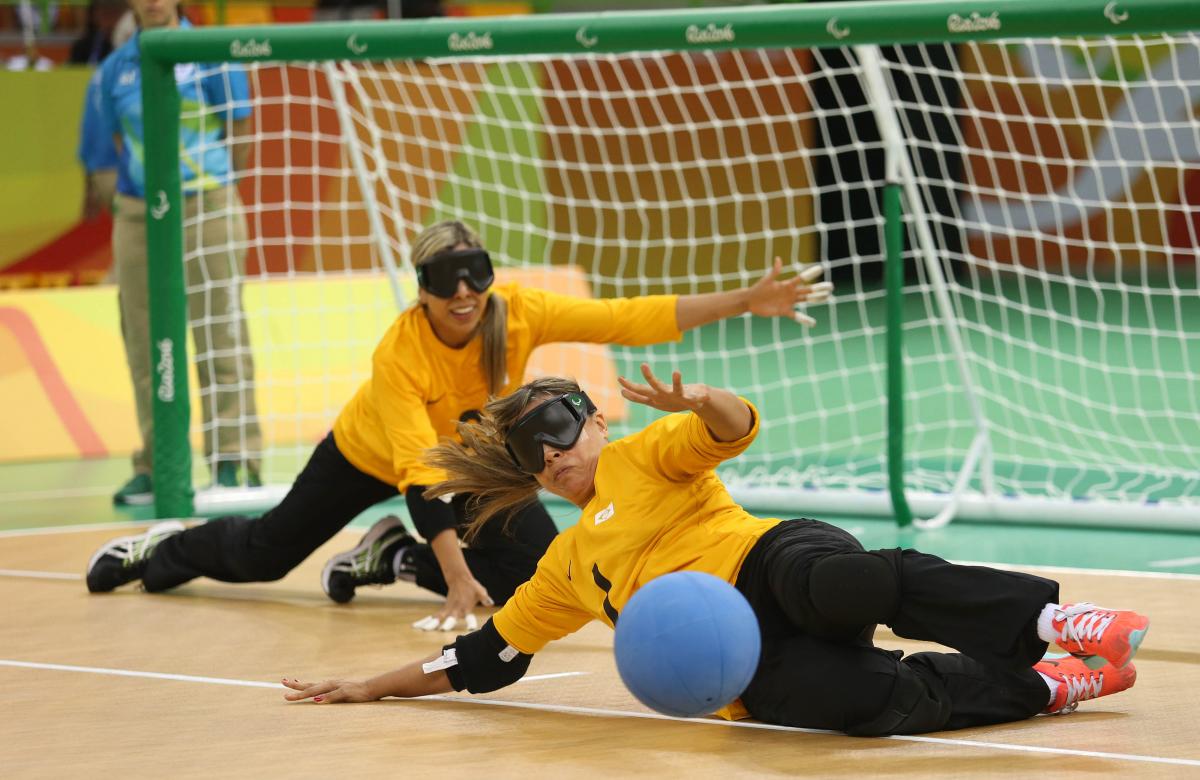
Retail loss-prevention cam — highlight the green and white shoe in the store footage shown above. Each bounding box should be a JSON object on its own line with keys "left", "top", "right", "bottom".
{"left": 321, "top": 516, "right": 416, "bottom": 604}
{"left": 112, "top": 473, "right": 153, "bottom": 506}
{"left": 85, "top": 521, "right": 186, "bottom": 593}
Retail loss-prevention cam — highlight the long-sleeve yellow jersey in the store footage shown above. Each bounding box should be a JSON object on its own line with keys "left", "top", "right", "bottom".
{"left": 331, "top": 282, "right": 681, "bottom": 492}
{"left": 491, "top": 402, "right": 781, "bottom": 720}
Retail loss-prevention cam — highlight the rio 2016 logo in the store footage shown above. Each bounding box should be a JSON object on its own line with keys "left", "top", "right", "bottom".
{"left": 685, "top": 23, "right": 734, "bottom": 45}
{"left": 448, "top": 32, "right": 493, "bottom": 52}
{"left": 946, "top": 12, "right": 1001, "bottom": 33}
{"left": 229, "top": 38, "right": 272, "bottom": 57}
{"left": 156, "top": 339, "right": 175, "bottom": 403}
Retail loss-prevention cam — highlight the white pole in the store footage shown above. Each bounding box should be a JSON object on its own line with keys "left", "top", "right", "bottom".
{"left": 323, "top": 61, "right": 410, "bottom": 311}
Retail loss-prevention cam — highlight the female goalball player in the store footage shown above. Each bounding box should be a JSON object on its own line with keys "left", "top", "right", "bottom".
{"left": 281, "top": 367, "right": 1148, "bottom": 734}
{"left": 86, "top": 220, "right": 832, "bottom": 632}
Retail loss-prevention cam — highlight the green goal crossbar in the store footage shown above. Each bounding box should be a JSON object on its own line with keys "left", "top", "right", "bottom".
{"left": 140, "top": 0, "right": 1200, "bottom": 519}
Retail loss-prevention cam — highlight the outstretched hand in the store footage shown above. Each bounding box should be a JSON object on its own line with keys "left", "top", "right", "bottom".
{"left": 282, "top": 677, "right": 377, "bottom": 704}
{"left": 618, "top": 363, "right": 711, "bottom": 414}
{"left": 747, "top": 258, "right": 833, "bottom": 326}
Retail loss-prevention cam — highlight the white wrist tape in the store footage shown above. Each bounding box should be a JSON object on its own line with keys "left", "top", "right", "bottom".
{"left": 422, "top": 647, "right": 459, "bottom": 674}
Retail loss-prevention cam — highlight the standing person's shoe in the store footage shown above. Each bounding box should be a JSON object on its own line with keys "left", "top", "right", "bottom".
{"left": 85, "top": 521, "right": 186, "bottom": 593}
{"left": 1048, "top": 602, "right": 1150, "bottom": 668}
{"left": 112, "top": 473, "right": 153, "bottom": 506}
{"left": 215, "top": 462, "right": 240, "bottom": 487}
{"left": 1035, "top": 653, "right": 1137, "bottom": 714}
{"left": 321, "top": 516, "right": 416, "bottom": 604}
{"left": 213, "top": 461, "right": 263, "bottom": 488}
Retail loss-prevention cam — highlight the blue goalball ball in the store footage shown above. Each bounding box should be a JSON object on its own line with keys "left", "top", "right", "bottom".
{"left": 614, "top": 571, "right": 762, "bottom": 718}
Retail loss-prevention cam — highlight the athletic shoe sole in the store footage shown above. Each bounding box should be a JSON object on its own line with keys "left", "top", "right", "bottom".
{"left": 113, "top": 493, "right": 154, "bottom": 507}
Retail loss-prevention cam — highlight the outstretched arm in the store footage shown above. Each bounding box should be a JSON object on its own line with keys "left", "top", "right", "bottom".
{"left": 282, "top": 653, "right": 453, "bottom": 704}
{"left": 618, "top": 363, "right": 752, "bottom": 442}
{"left": 675, "top": 258, "right": 832, "bottom": 331}
{"left": 284, "top": 618, "right": 541, "bottom": 704}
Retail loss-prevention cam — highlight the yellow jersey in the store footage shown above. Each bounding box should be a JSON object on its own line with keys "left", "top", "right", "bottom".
{"left": 492, "top": 402, "right": 781, "bottom": 720}
{"left": 332, "top": 282, "right": 681, "bottom": 491}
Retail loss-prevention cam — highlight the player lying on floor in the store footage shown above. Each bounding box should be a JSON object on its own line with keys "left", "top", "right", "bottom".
{"left": 281, "top": 368, "right": 1148, "bottom": 735}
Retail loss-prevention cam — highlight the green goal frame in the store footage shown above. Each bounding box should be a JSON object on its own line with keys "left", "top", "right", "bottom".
{"left": 139, "top": 0, "right": 1200, "bottom": 524}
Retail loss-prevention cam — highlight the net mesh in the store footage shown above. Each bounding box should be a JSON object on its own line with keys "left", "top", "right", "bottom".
{"left": 180, "top": 36, "right": 1200, "bottom": 512}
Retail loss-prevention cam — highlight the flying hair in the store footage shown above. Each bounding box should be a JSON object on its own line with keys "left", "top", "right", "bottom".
{"left": 424, "top": 376, "right": 589, "bottom": 542}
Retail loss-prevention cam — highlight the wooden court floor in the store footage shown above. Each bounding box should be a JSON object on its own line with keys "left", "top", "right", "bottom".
{"left": 2, "top": 523, "right": 1199, "bottom": 778}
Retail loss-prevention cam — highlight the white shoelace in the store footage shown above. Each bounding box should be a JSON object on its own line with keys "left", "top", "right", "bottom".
{"left": 1060, "top": 670, "right": 1104, "bottom": 710}
{"left": 1055, "top": 603, "right": 1116, "bottom": 653}
{"left": 114, "top": 531, "right": 165, "bottom": 563}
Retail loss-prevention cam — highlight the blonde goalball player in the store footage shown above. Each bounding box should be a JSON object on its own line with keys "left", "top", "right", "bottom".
{"left": 282, "top": 368, "right": 1148, "bottom": 734}
{"left": 87, "top": 219, "right": 833, "bottom": 632}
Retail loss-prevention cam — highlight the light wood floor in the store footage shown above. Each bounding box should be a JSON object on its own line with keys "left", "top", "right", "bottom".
{"left": 2, "top": 524, "right": 1198, "bottom": 778}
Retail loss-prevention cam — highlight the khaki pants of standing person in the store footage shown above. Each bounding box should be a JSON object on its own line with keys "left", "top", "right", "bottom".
{"left": 113, "top": 184, "right": 262, "bottom": 479}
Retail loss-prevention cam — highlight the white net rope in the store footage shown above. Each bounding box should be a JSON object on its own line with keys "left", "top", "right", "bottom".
{"left": 182, "top": 37, "right": 1199, "bottom": 512}
{"left": 877, "top": 36, "right": 1200, "bottom": 506}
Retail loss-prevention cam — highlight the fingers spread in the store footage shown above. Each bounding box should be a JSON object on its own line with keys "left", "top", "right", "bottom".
{"left": 639, "top": 362, "right": 667, "bottom": 391}
{"left": 804, "top": 281, "right": 834, "bottom": 303}
{"left": 799, "top": 264, "right": 825, "bottom": 283}
{"left": 282, "top": 677, "right": 307, "bottom": 692}
{"left": 311, "top": 688, "right": 341, "bottom": 704}
{"left": 620, "top": 386, "right": 652, "bottom": 405}
{"left": 617, "top": 375, "right": 650, "bottom": 395}
{"left": 412, "top": 615, "right": 441, "bottom": 631}
{"left": 282, "top": 678, "right": 337, "bottom": 701}
{"left": 793, "top": 308, "right": 818, "bottom": 327}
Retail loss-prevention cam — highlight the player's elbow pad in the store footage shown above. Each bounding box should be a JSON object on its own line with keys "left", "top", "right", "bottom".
{"left": 405, "top": 485, "right": 458, "bottom": 540}
{"left": 441, "top": 618, "right": 532, "bottom": 694}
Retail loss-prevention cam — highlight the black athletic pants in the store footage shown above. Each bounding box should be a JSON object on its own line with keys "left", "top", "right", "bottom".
{"left": 142, "top": 432, "right": 557, "bottom": 604}
{"left": 734, "top": 520, "right": 1058, "bottom": 736}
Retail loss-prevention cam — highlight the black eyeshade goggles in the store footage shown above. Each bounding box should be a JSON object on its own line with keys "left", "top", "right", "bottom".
{"left": 505, "top": 391, "right": 597, "bottom": 474}
{"left": 416, "top": 247, "right": 495, "bottom": 298}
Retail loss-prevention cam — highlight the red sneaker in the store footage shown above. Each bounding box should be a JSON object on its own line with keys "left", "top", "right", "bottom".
{"left": 1049, "top": 602, "right": 1149, "bottom": 668}
{"left": 1035, "top": 653, "right": 1137, "bottom": 714}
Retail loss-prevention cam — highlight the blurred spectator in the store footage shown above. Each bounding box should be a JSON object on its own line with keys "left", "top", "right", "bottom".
{"left": 7, "top": 0, "right": 56, "bottom": 70}
{"left": 112, "top": 9, "right": 137, "bottom": 48}
{"left": 79, "top": 68, "right": 119, "bottom": 219}
{"left": 399, "top": 0, "right": 444, "bottom": 16}
{"left": 315, "top": 0, "right": 442, "bottom": 21}
{"left": 315, "top": 0, "right": 385, "bottom": 21}
{"left": 69, "top": 0, "right": 129, "bottom": 65}
{"left": 14, "top": 0, "right": 58, "bottom": 34}
{"left": 99, "top": 0, "right": 262, "bottom": 503}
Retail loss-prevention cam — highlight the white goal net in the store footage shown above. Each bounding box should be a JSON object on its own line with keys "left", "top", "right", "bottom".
{"left": 179, "top": 33, "right": 1200, "bottom": 526}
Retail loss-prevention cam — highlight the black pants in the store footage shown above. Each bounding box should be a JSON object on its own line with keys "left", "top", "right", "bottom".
{"left": 142, "top": 433, "right": 557, "bottom": 604}
{"left": 734, "top": 520, "right": 1058, "bottom": 736}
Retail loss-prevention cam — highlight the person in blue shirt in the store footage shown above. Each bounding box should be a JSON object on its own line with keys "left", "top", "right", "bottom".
{"left": 79, "top": 68, "right": 120, "bottom": 221}
{"left": 97, "top": 0, "right": 262, "bottom": 504}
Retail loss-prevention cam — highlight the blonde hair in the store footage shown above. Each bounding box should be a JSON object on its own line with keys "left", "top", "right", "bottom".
{"left": 412, "top": 220, "right": 508, "bottom": 395}
{"left": 425, "top": 376, "right": 589, "bottom": 541}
